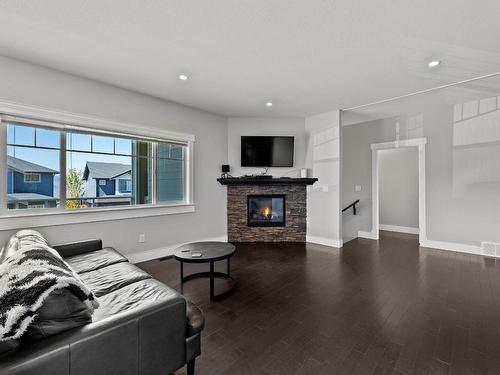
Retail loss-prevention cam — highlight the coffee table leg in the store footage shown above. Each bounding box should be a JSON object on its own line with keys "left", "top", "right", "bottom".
{"left": 210, "top": 261, "right": 214, "bottom": 300}
{"left": 227, "top": 258, "right": 230, "bottom": 276}
{"left": 180, "top": 261, "right": 184, "bottom": 281}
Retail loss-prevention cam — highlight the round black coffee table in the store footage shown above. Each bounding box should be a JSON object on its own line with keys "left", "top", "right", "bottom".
{"left": 173, "top": 241, "right": 236, "bottom": 300}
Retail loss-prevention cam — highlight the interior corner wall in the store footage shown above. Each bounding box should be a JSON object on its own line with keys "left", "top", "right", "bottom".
{"left": 0, "top": 55, "right": 228, "bottom": 259}
{"left": 226, "top": 117, "right": 307, "bottom": 177}
{"left": 341, "top": 119, "right": 393, "bottom": 242}
{"left": 305, "top": 110, "right": 341, "bottom": 247}
{"left": 342, "top": 104, "right": 500, "bottom": 248}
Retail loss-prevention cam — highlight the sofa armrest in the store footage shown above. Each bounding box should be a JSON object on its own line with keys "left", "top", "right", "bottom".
{"left": 0, "top": 295, "right": 187, "bottom": 375}
{"left": 52, "top": 239, "right": 103, "bottom": 258}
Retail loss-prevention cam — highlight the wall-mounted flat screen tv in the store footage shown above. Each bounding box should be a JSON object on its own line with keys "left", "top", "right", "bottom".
{"left": 241, "top": 136, "right": 294, "bottom": 167}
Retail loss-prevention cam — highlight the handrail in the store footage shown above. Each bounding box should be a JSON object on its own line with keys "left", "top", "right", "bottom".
{"left": 342, "top": 199, "right": 359, "bottom": 215}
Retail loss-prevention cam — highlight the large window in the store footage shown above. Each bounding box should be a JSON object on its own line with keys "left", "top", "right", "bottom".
{"left": 4, "top": 122, "right": 188, "bottom": 211}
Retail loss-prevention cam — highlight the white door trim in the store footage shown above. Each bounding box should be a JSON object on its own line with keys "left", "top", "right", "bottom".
{"left": 369, "top": 137, "right": 427, "bottom": 244}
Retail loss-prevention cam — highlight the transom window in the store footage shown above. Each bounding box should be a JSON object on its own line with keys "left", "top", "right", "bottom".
{"left": 4, "top": 122, "right": 189, "bottom": 211}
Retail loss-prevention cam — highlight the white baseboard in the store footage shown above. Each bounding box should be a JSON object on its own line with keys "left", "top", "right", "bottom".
{"left": 357, "top": 230, "right": 379, "bottom": 240}
{"left": 356, "top": 230, "right": 483, "bottom": 256}
{"left": 126, "top": 235, "right": 228, "bottom": 263}
{"left": 126, "top": 235, "right": 484, "bottom": 263}
{"left": 419, "top": 239, "right": 482, "bottom": 256}
{"left": 307, "top": 235, "right": 343, "bottom": 248}
{"left": 379, "top": 224, "right": 419, "bottom": 234}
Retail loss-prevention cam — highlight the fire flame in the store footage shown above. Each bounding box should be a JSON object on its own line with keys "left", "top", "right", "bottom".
{"left": 263, "top": 207, "right": 271, "bottom": 219}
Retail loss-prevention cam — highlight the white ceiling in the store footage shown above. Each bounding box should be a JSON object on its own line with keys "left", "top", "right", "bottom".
{"left": 0, "top": 0, "right": 499, "bottom": 117}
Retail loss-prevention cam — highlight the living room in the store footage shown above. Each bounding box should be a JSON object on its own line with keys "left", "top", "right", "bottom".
{"left": 1, "top": 1, "right": 500, "bottom": 374}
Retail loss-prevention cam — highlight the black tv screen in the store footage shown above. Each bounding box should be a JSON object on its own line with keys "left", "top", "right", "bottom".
{"left": 241, "top": 136, "right": 294, "bottom": 167}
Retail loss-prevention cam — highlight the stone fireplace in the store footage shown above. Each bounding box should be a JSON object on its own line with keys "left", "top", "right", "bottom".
{"left": 218, "top": 177, "right": 317, "bottom": 242}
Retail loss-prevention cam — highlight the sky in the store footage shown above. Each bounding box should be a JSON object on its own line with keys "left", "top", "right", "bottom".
{"left": 7, "top": 124, "right": 133, "bottom": 173}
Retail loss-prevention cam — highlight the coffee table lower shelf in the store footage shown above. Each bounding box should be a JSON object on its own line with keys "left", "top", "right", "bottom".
{"left": 180, "top": 260, "right": 236, "bottom": 300}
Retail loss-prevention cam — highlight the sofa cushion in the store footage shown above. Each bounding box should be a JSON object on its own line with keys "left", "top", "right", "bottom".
{"left": 65, "top": 247, "right": 127, "bottom": 274}
{"left": 186, "top": 300, "right": 205, "bottom": 337}
{"left": 23, "top": 288, "right": 92, "bottom": 341}
{"left": 93, "top": 279, "right": 184, "bottom": 322}
{"left": 79, "top": 262, "right": 152, "bottom": 297}
{"left": 52, "top": 239, "right": 103, "bottom": 258}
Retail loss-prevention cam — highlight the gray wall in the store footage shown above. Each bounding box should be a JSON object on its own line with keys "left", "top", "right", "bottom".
{"left": 379, "top": 147, "right": 418, "bottom": 228}
{"left": 305, "top": 110, "right": 341, "bottom": 246}
{"left": 0, "top": 55, "right": 228, "bottom": 257}
{"left": 341, "top": 118, "right": 396, "bottom": 242}
{"left": 227, "top": 117, "right": 307, "bottom": 177}
{"left": 342, "top": 101, "right": 500, "bottom": 246}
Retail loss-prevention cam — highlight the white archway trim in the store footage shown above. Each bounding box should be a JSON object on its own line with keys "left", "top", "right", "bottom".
{"left": 365, "top": 137, "right": 427, "bottom": 244}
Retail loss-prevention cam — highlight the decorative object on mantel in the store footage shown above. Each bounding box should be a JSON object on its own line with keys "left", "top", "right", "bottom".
{"left": 220, "top": 164, "right": 231, "bottom": 179}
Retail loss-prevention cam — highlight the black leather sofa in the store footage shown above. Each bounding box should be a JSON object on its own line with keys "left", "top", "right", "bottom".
{"left": 0, "top": 239, "right": 204, "bottom": 375}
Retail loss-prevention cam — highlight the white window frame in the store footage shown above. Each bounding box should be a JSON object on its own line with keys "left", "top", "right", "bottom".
{"left": 0, "top": 100, "right": 195, "bottom": 231}
{"left": 24, "top": 172, "right": 41, "bottom": 183}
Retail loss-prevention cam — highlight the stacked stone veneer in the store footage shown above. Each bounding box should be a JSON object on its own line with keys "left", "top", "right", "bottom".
{"left": 227, "top": 184, "right": 307, "bottom": 242}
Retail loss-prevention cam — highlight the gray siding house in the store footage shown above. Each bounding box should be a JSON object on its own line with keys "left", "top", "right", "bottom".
{"left": 83, "top": 162, "right": 132, "bottom": 206}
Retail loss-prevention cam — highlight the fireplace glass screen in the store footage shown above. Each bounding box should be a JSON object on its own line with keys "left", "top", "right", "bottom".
{"left": 247, "top": 195, "right": 285, "bottom": 227}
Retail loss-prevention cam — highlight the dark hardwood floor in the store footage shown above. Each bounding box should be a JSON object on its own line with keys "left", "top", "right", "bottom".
{"left": 137, "top": 231, "right": 500, "bottom": 375}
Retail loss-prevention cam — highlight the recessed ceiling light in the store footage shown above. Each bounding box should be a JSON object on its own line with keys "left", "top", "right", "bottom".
{"left": 178, "top": 74, "right": 189, "bottom": 81}
{"left": 265, "top": 101, "right": 273, "bottom": 107}
{"left": 428, "top": 60, "right": 441, "bottom": 68}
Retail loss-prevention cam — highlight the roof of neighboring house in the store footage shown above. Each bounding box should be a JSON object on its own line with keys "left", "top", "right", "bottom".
{"left": 7, "top": 193, "right": 59, "bottom": 202}
{"left": 83, "top": 162, "right": 131, "bottom": 180}
{"left": 7, "top": 156, "right": 58, "bottom": 174}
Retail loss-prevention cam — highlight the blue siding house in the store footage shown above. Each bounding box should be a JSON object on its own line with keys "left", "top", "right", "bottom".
{"left": 7, "top": 156, "right": 58, "bottom": 209}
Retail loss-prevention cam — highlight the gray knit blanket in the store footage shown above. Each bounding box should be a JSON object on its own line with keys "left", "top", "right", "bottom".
{"left": 0, "top": 230, "right": 99, "bottom": 341}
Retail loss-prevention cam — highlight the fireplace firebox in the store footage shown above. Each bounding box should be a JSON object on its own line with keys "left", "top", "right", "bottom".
{"left": 247, "top": 194, "right": 285, "bottom": 227}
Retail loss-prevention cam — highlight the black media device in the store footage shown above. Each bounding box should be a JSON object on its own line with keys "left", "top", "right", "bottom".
{"left": 221, "top": 164, "right": 231, "bottom": 178}
{"left": 241, "top": 136, "right": 294, "bottom": 167}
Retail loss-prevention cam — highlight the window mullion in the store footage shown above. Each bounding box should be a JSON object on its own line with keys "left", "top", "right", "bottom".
{"left": 186, "top": 141, "right": 194, "bottom": 204}
{"left": 152, "top": 142, "right": 157, "bottom": 205}
{"left": 0, "top": 121, "right": 7, "bottom": 214}
{"left": 59, "top": 132, "right": 67, "bottom": 210}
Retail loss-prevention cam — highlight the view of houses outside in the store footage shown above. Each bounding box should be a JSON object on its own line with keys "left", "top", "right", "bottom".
{"left": 7, "top": 124, "right": 184, "bottom": 210}
{"left": 7, "top": 125, "right": 60, "bottom": 209}
{"left": 66, "top": 131, "right": 135, "bottom": 208}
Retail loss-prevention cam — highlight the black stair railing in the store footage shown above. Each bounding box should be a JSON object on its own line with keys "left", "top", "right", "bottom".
{"left": 342, "top": 199, "right": 360, "bottom": 215}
